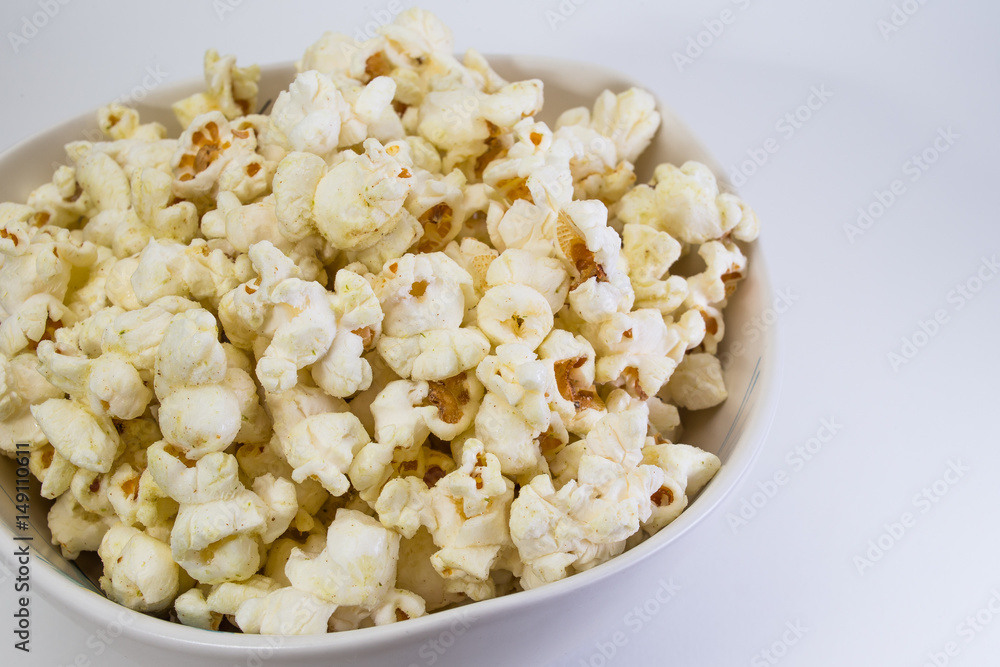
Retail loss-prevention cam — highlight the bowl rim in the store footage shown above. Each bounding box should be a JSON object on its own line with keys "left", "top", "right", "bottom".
{"left": 0, "top": 54, "right": 782, "bottom": 656}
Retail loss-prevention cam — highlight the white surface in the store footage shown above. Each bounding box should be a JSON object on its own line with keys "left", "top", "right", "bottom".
{"left": 1, "top": 1, "right": 998, "bottom": 666}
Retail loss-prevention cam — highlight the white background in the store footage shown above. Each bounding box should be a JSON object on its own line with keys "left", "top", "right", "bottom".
{"left": 2, "top": 0, "right": 999, "bottom": 665}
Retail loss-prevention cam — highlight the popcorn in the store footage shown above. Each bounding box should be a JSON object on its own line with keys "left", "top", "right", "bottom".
{"left": 285, "top": 508, "right": 400, "bottom": 609}
{"left": 480, "top": 120, "right": 570, "bottom": 207}
{"left": 477, "top": 284, "right": 553, "bottom": 351}
{"left": 351, "top": 371, "right": 482, "bottom": 502}
{"left": 35, "top": 339, "right": 152, "bottom": 420}
{"left": 538, "top": 329, "right": 606, "bottom": 436}
{"left": 235, "top": 587, "right": 336, "bottom": 635}
{"left": 424, "top": 439, "right": 514, "bottom": 599}
{"left": 370, "top": 588, "right": 427, "bottom": 625}
{"left": 174, "top": 587, "right": 221, "bottom": 630}
{"left": 106, "top": 462, "right": 169, "bottom": 529}
{"left": 47, "top": 492, "right": 117, "bottom": 559}
{"left": 685, "top": 240, "right": 747, "bottom": 310}
{"left": 237, "top": 440, "right": 328, "bottom": 533}
{"left": 171, "top": 111, "right": 259, "bottom": 205}
{"left": 273, "top": 139, "right": 416, "bottom": 251}
{"left": 373, "top": 251, "right": 489, "bottom": 380}
{"left": 173, "top": 50, "right": 260, "bottom": 129}
{"left": 376, "top": 439, "right": 514, "bottom": 600}
{"left": 69, "top": 468, "right": 115, "bottom": 517}
{"left": 0, "top": 352, "right": 61, "bottom": 457}
{"left": 646, "top": 396, "right": 682, "bottom": 443}
{"left": 407, "top": 170, "right": 469, "bottom": 253}
{"left": 682, "top": 240, "right": 747, "bottom": 354}
{"left": 396, "top": 528, "right": 465, "bottom": 611}
{"left": 443, "top": 236, "right": 497, "bottom": 308}
{"left": 374, "top": 251, "right": 467, "bottom": 335}
{"left": 282, "top": 412, "right": 370, "bottom": 496}
{"left": 621, "top": 223, "right": 688, "bottom": 315}
{"left": 74, "top": 133, "right": 178, "bottom": 176}
{"left": 220, "top": 241, "right": 338, "bottom": 392}
{"left": 417, "top": 79, "right": 544, "bottom": 171}
{"left": 476, "top": 344, "right": 553, "bottom": 433}
{"left": 146, "top": 442, "right": 239, "bottom": 505}
{"left": 98, "top": 523, "right": 181, "bottom": 612}
{"left": 310, "top": 268, "right": 383, "bottom": 397}
{"left": 665, "top": 353, "right": 728, "bottom": 410}
{"left": 200, "top": 192, "right": 287, "bottom": 253}
{"left": 26, "top": 165, "right": 88, "bottom": 228}
{"left": 560, "top": 88, "right": 660, "bottom": 165}
{"left": 220, "top": 241, "right": 380, "bottom": 397}
{"left": 582, "top": 308, "right": 703, "bottom": 400}
{"left": 0, "top": 8, "right": 760, "bottom": 635}
{"left": 99, "top": 297, "right": 199, "bottom": 372}
{"left": 98, "top": 103, "right": 167, "bottom": 142}
{"left": 265, "top": 382, "right": 350, "bottom": 445}
{"left": 558, "top": 205, "right": 635, "bottom": 324}
{"left": 474, "top": 393, "right": 544, "bottom": 480}
{"left": 1, "top": 221, "right": 98, "bottom": 320}
{"left": 642, "top": 442, "right": 720, "bottom": 533}
{"left": 251, "top": 474, "right": 298, "bottom": 543}
{"left": 3, "top": 300, "right": 64, "bottom": 360}
{"left": 169, "top": 489, "right": 267, "bottom": 584}
{"left": 263, "top": 532, "right": 326, "bottom": 586}
{"left": 377, "top": 327, "right": 490, "bottom": 381}
{"left": 616, "top": 161, "right": 759, "bottom": 244}
{"left": 271, "top": 71, "right": 400, "bottom": 157}
{"left": 30, "top": 398, "right": 121, "bottom": 474}
{"left": 115, "top": 166, "right": 199, "bottom": 256}
{"left": 76, "top": 150, "right": 131, "bottom": 214}
{"left": 153, "top": 309, "right": 246, "bottom": 459}
{"left": 206, "top": 575, "right": 282, "bottom": 620}
{"left": 130, "top": 238, "right": 246, "bottom": 307}
{"left": 29, "top": 445, "right": 76, "bottom": 499}
{"left": 486, "top": 249, "right": 569, "bottom": 314}
{"left": 511, "top": 404, "right": 663, "bottom": 588}
{"left": 271, "top": 71, "right": 349, "bottom": 157}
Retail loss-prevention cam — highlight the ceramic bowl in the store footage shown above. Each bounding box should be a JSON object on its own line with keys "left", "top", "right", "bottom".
{"left": 0, "top": 55, "right": 779, "bottom": 666}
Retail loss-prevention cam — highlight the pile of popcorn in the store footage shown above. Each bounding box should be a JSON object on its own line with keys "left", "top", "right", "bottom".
{"left": 0, "top": 9, "right": 758, "bottom": 634}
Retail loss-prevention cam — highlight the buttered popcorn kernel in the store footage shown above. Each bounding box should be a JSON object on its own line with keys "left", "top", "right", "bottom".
{"left": 0, "top": 7, "right": 760, "bottom": 634}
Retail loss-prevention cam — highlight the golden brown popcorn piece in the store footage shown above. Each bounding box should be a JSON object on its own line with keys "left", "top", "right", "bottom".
{"left": 553, "top": 355, "right": 604, "bottom": 412}
{"left": 414, "top": 203, "right": 454, "bottom": 253}
{"left": 422, "top": 465, "right": 446, "bottom": 488}
{"left": 557, "top": 211, "right": 606, "bottom": 290}
{"left": 495, "top": 177, "right": 533, "bottom": 204}
{"left": 364, "top": 51, "right": 393, "bottom": 81}
{"left": 474, "top": 122, "right": 507, "bottom": 176}
{"left": 422, "top": 372, "right": 473, "bottom": 425}
{"left": 177, "top": 121, "right": 230, "bottom": 182}
{"left": 650, "top": 486, "right": 674, "bottom": 507}
{"left": 619, "top": 366, "right": 649, "bottom": 401}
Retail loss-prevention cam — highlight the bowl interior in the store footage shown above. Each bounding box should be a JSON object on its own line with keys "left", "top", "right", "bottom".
{"left": 0, "top": 55, "right": 777, "bottom": 654}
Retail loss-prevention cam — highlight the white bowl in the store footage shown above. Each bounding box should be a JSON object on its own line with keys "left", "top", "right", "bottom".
{"left": 0, "top": 56, "right": 780, "bottom": 666}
